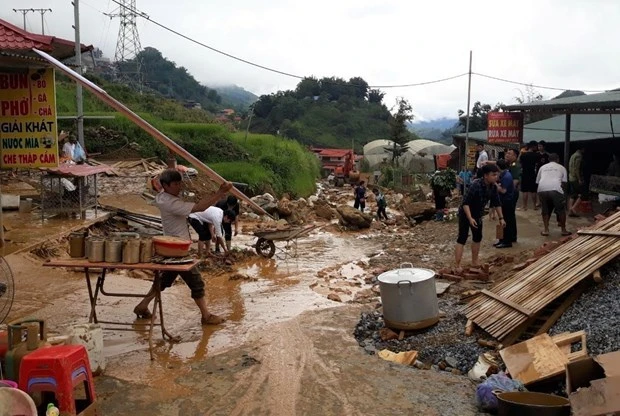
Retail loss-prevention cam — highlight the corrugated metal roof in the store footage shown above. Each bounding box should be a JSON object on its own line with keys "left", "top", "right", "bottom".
{"left": 503, "top": 90, "right": 620, "bottom": 112}
{"left": 453, "top": 114, "right": 620, "bottom": 144}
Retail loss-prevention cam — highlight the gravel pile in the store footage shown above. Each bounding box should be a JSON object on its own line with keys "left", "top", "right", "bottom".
{"left": 550, "top": 262, "right": 620, "bottom": 355}
{"left": 353, "top": 297, "right": 487, "bottom": 374}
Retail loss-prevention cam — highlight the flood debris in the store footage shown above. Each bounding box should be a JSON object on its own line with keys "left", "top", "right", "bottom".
{"left": 377, "top": 349, "right": 418, "bottom": 366}
{"left": 566, "top": 350, "right": 620, "bottom": 416}
{"left": 499, "top": 331, "right": 587, "bottom": 386}
{"left": 354, "top": 300, "right": 486, "bottom": 374}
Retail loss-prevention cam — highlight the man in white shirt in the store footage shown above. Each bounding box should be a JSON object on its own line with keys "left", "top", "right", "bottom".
{"left": 62, "top": 136, "right": 75, "bottom": 161}
{"left": 475, "top": 143, "right": 488, "bottom": 178}
{"left": 61, "top": 134, "right": 87, "bottom": 164}
{"left": 134, "top": 169, "right": 233, "bottom": 326}
{"left": 189, "top": 206, "right": 236, "bottom": 256}
{"left": 536, "top": 153, "right": 571, "bottom": 237}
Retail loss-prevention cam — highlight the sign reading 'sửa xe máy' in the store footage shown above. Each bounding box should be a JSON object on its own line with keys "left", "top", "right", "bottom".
{"left": 0, "top": 68, "right": 59, "bottom": 168}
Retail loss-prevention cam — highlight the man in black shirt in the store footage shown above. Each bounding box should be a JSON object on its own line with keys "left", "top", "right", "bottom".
{"left": 455, "top": 164, "right": 505, "bottom": 269}
{"left": 537, "top": 140, "right": 550, "bottom": 170}
{"left": 215, "top": 195, "right": 240, "bottom": 252}
{"left": 519, "top": 141, "right": 539, "bottom": 210}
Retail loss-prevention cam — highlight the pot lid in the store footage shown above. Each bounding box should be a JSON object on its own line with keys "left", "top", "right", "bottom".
{"left": 377, "top": 267, "right": 435, "bottom": 284}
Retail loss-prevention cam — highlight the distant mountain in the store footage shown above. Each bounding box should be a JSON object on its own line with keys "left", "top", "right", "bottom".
{"left": 408, "top": 117, "right": 459, "bottom": 143}
{"left": 212, "top": 85, "right": 258, "bottom": 110}
{"left": 553, "top": 90, "right": 586, "bottom": 99}
{"left": 411, "top": 117, "right": 459, "bottom": 131}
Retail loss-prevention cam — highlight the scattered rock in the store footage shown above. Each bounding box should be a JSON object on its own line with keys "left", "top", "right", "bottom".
{"left": 445, "top": 356, "right": 459, "bottom": 368}
{"left": 379, "top": 327, "right": 399, "bottom": 341}
{"left": 241, "top": 354, "right": 261, "bottom": 367}
{"left": 327, "top": 293, "right": 342, "bottom": 302}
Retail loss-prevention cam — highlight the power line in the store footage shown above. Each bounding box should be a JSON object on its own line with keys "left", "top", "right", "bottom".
{"left": 107, "top": 0, "right": 612, "bottom": 94}
{"left": 473, "top": 72, "right": 607, "bottom": 93}
{"left": 371, "top": 73, "right": 468, "bottom": 88}
{"left": 13, "top": 8, "right": 52, "bottom": 35}
{"left": 108, "top": 0, "right": 467, "bottom": 89}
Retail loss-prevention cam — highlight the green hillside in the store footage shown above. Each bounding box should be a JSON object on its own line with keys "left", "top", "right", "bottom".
{"left": 54, "top": 75, "right": 319, "bottom": 197}
{"left": 250, "top": 76, "right": 398, "bottom": 150}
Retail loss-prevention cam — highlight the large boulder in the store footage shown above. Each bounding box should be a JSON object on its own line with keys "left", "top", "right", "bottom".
{"left": 314, "top": 200, "right": 336, "bottom": 220}
{"left": 400, "top": 201, "right": 436, "bottom": 220}
{"left": 336, "top": 205, "right": 373, "bottom": 229}
{"left": 277, "top": 197, "right": 293, "bottom": 217}
{"left": 251, "top": 193, "right": 278, "bottom": 214}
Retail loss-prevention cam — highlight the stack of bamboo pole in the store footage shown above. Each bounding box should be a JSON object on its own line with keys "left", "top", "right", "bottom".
{"left": 465, "top": 211, "right": 620, "bottom": 340}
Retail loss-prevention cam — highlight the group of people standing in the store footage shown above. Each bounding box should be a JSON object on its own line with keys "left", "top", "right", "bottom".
{"left": 455, "top": 140, "right": 587, "bottom": 269}
{"left": 353, "top": 181, "right": 388, "bottom": 221}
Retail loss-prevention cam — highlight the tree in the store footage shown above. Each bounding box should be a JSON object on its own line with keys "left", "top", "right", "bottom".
{"left": 457, "top": 101, "right": 503, "bottom": 132}
{"left": 253, "top": 94, "right": 275, "bottom": 118}
{"left": 348, "top": 77, "right": 369, "bottom": 100}
{"left": 368, "top": 89, "right": 385, "bottom": 104}
{"left": 514, "top": 84, "right": 543, "bottom": 104}
{"left": 320, "top": 76, "right": 349, "bottom": 101}
{"left": 295, "top": 77, "right": 321, "bottom": 98}
{"left": 514, "top": 84, "right": 552, "bottom": 123}
{"left": 385, "top": 98, "right": 414, "bottom": 165}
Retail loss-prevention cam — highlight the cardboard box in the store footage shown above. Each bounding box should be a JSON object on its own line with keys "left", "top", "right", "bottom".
{"left": 566, "top": 350, "right": 620, "bottom": 416}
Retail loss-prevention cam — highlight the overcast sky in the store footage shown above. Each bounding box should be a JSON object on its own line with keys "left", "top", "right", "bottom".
{"left": 2, "top": 0, "right": 620, "bottom": 120}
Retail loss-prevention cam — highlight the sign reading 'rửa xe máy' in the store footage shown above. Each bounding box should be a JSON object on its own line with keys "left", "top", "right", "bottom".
{"left": 0, "top": 68, "right": 59, "bottom": 168}
{"left": 487, "top": 112, "right": 524, "bottom": 144}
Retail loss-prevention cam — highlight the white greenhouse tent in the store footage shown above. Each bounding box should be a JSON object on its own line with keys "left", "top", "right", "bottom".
{"left": 363, "top": 139, "right": 455, "bottom": 173}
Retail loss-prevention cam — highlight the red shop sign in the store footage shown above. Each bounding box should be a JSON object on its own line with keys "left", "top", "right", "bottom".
{"left": 487, "top": 112, "right": 524, "bottom": 144}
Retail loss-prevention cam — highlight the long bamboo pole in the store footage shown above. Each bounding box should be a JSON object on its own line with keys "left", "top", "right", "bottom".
{"left": 33, "top": 49, "right": 270, "bottom": 217}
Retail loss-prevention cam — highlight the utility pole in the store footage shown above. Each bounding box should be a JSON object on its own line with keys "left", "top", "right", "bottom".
{"left": 13, "top": 9, "right": 33, "bottom": 30}
{"left": 72, "top": 1, "right": 85, "bottom": 148}
{"left": 464, "top": 50, "right": 473, "bottom": 192}
{"left": 13, "top": 8, "right": 51, "bottom": 34}
{"left": 37, "top": 9, "right": 52, "bottom": 35}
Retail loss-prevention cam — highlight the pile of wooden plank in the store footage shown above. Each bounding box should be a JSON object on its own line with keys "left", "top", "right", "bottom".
{"left": 87, "top": 158, "right": 167, "bottom": 177}
{"left": 464, "top": 211, "right": 620, "bottom": 342}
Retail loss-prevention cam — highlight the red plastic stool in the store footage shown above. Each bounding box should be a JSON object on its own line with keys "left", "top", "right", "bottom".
{"left": 18, "top": 345, "right": 96, "bottom": 415}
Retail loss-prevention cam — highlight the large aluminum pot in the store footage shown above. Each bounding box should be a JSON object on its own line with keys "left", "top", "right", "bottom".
{"left": 377, "top": 264, "right": 439, "bottom": 330}
{"left": 496, "top": 392, "right": 570, "bottom": 416}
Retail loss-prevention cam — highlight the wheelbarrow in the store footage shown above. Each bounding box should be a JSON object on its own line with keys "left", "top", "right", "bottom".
{"left": 253, "top": 224, "right": 320, "bottom": 258}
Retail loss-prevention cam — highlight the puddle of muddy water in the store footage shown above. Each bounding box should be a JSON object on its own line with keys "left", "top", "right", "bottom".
{"left": 1, "top": 209, "right": 109, "bottom": 255}
{"left": 21, "top": 228, "right": 381, "bottom": 383}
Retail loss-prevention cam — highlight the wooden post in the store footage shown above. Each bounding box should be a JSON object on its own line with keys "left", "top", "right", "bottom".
{"left": 564, "top": 114, "right": 571, "bottom": 169}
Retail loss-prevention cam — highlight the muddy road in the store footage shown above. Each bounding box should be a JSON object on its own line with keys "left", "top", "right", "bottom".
{"left": 6, "top": 225, "right": 484, "bottom": 415}
{"left": 4, "top": 184, "right": 592, "bottom": 415}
